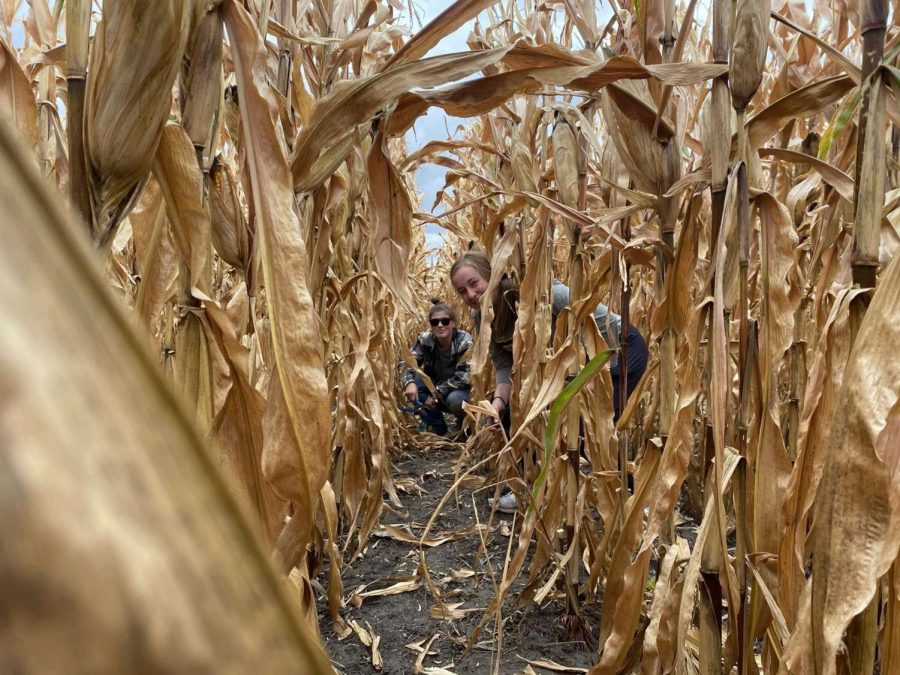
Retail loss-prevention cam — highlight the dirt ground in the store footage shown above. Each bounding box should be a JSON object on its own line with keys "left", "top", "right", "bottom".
{"left": 317, "top": 435, "right": 603, "bottom": 674}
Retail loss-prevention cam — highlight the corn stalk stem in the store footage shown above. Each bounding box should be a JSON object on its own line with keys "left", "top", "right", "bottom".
{"left": 851, "top": 0, "right": 888, "bottom": 288}
{"left": 846, "top": 0, "right": 886, "bottom": 634}
{"left": 710, "top": 0, "right": 732, "bottom": 243}
{"left": 884, "top": 561, "right": 900, "bottom": 672}
{"left": 617, "top": 212, "right": 632, "bottom": 525}
{"left": 66, "top": 0, "right": 92, "bottom": 231}
{"left": 735, "top": 160, "right": 751, "bottom": 669}
{"left": 565, "top": 240, "right": 583, "bottom": 586}
{"left": 891, "top": 125, "right": 899, "bottom": 189}
{"left": 658, "top": 151, "right": 678, "bottom": 439}
{"left": 737, "top": 161, "right": 750, "bottom": 456}
{"left": 699, "top": 568, "right": 724, "bottom": 674}
{"left": 563, "top": 121, "right": 590, "bottom": 612}
{"left": 662, "top": 0, "right": 676, "bottom": 62}
{"left": 847, "top": 591, "right": 880, "bottom": 674}
{"left": 276, "top": 0, "right": 293, "bottom": 97}
{"left": 785, "top": 301, "right": 806, "bottom": 461}
{"left": 848, "top": 0, "right": 886, "bottom": 628}
{"left": 618, "top": 287, "right": 630, "bottom": 502}
{"left": 733, "top": 460, "right": 750, "bottom": 674}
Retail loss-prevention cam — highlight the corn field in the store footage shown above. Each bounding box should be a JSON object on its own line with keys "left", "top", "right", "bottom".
{"left": 1, "top": 0, "right": 899, "bottom": 672}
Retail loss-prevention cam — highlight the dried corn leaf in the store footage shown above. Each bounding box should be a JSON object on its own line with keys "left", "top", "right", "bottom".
{"left": 320, "top": 480, "right": 347, "bottom": 634}
{"left": 746, "top": 76, "right": 854, "bottom": 152}
{"left": 85, "top": 0, "right": 189, "bottom": 246}
{"left": 385, "top": 0, "right": 497, "bottom": 67}
{"left": 130, "top": 179, "right": 178, "bottom": 335}
{"left": 388, "top": 55, "right": 727, "bottom": 136}
{"left": 759, "top": 148, "right": 854, "bottom": 202}
{"left": 0, "top": 120, "right": 331, "bottom": 673}
{"left": 0, "top": 35, "right": 37, "bottom": 146}
{"left": 592, "top": 445, "right": 661, "bottom": 674}
{"left": 749, "top": 194, "right": 796, "bottom": 556}
{"left": 380, "top": 523, "right": 486, "bottom": 547}
{"left": 367, "top": 127, "right": 413, "bottom": 306}
{"left": 411, "top": 634, "right": 440, "bottom": 673}
{"left": 224, "top": 0, "right": 331, "bottom": 569}
{"left": 352, "top": 576, "right": 421, "bottom": 604}
{"left": 801, "top": 253, "right": 900, "bottom": 674}
{"left": 209, "top": 331, "right": 287, "bottom": 545}
{"left": 431, "top": 602, "right": 481, "bottom": 621}
{"left": 368, "top": 621, "right": 384, "bottom": 671}
{"left": 291, "top": 47, "right": 512, "bottom": 191}
{"left": 521, "top": 657, "right": 589, "bottom": 673}
{"left": 152, "top": 123, "right": 211, "bottom": 295}
{"left": 348, "top": 618, "right": 373, "bottom": 646}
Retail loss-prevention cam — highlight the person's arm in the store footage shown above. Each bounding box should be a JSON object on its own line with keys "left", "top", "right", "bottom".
{"left": 474, "top": 303, "right": 513, "bottom": 421}
{"left": 591, "top": 301, "right": 621, "bottom": 347}
{"left": 552, "top": 279, "right": 621, "bottom": 347}
{"left": 491, "top": 382, "right": 512, "bottom": 416}
{"left": 487, "top": 337, "right": 513, "bottom": 419}
{"left": 400, "top": 335, "right": 426, "bottom": 400}
{"left": 489, "top": 338, "right": 513, "bottom": 387}
{"left": 551, "top": 279, "right": 570, "bottom": 319}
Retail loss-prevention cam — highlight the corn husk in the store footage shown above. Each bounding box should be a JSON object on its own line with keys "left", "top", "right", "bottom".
{"left": 729, "top": 0, "right": 769, "bottom": 111}
{"left": 209, "top": 157, "right": 250, "bottom": 271}
{"left": 84, "top": 0, "right": 190, "bottom": 246}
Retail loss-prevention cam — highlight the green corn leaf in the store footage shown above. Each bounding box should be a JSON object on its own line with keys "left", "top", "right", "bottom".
{"left": 818, "top": 88, "right": 860, "bottom": 161}
{"left": 530, "top": 349, "right": 614, "bottom": 514}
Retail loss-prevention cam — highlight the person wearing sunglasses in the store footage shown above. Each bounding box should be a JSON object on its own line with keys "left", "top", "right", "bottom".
{"left": 400, "top": 300, "right": 473, "bottom": 436}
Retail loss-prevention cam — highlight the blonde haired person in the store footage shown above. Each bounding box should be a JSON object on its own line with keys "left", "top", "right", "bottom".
{"left": 450, "top": 251, "right": 648, "bottom": 509}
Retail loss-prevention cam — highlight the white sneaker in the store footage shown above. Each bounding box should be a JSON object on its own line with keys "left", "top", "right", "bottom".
{"left": 488, "top": 491, "right": 517, "bottom": 514}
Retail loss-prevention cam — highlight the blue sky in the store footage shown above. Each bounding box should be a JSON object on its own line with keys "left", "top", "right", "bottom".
{"left": 400, "top": 1, "right": 480, "bottom": 253}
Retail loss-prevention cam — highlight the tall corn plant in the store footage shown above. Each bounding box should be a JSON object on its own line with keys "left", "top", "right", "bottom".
{"left": 1, "top": 0, "right": 899, "bottom": 673}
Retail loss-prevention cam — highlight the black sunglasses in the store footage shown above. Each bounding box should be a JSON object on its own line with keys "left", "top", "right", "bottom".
{"left": 430, "top": 317, "right": 452, "bottom": 327}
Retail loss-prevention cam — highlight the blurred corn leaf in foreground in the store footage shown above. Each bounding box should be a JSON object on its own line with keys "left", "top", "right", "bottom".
{"left": 0, "top": 120, "right": 331, "bottom": 673}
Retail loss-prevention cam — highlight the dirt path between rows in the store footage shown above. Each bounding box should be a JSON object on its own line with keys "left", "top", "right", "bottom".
{"left": 317, "top": 439, "right": 601, "bottom": 674}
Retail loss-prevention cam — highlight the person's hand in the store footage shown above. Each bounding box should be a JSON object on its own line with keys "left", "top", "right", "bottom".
{"left": 491, "top": 396, "right": 506, "bottom": 416}
{"left": 423, "top": 395, "right": 436, "bottom": 410}
{"left": 483, "top": 396, "right": 505, "bottom": 433}
{"left": 404, "top": 383, "right": 418, "bottom": 402}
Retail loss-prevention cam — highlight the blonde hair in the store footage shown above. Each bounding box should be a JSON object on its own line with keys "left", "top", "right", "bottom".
{"left": 450, "top": 250, "right": 492, "bottom": 282}
{"left": 450, "top": 250, "right": 518, "bottom": 349}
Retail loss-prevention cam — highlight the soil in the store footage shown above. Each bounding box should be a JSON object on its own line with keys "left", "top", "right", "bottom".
{"left": 317, "top": 437, "right": 601, "bottom": 675}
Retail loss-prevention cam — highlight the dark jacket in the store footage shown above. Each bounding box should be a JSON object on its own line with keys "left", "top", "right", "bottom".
{"left": 400, "top": 328, "right": 474, "bottom": 400}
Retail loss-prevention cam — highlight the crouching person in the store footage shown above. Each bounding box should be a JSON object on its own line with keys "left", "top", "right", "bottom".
{"left": 401, "top": 301, "right": 473, "bottom": 436}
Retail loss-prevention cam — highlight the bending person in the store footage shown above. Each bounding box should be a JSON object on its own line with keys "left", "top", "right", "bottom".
{"left": 450, "top": 250, "right": 648, "bottom": 428}
{"left": 401, "top": 301, "right": 473, "bottom": 436}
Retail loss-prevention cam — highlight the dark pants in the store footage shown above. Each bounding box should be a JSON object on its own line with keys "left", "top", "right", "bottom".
{"left": 415, "top": 377, "right": 469, "bottom": 435}
{"left": 611, "top": 325, "right": 649, "bottom": 422}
